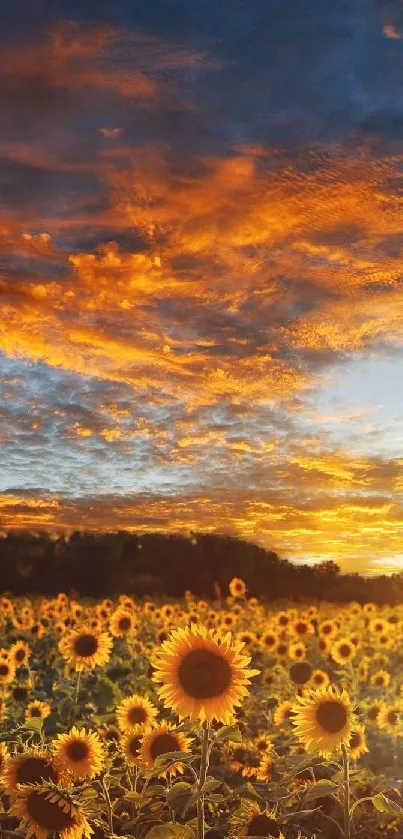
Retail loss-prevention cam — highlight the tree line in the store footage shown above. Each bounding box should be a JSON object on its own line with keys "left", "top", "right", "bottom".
{"left": 0, "top": 530, "right": 402, "bottom": 604}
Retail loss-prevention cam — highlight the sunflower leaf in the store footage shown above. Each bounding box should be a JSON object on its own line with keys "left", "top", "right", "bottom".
{"left": 21, "top": 717, "right": 44, "bottom": 733}
{"left": 214, "top": 725, "right": 243, "bottom": 743}
{"left": 166, "top": 782, "right": 194, "bottom": 816}
{"left": 153, "top": 751, "right": 198, "bottom": 770}
{"left": 302, "top": 780, "right": 340, "bottom": 801}
{"left": 371, "top": 794, "right": 403, "bottom": 817}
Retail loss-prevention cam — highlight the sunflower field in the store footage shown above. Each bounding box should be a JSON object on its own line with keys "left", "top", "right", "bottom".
{"left": 0, "top": 580, "right": 403, "bottom": 839}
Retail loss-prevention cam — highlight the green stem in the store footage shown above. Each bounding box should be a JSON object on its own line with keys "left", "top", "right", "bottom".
{"left": 101, "top": 774, "right": 114, "bottom": 835}
{"left": 73, "top": 670, "right": 81, "bottom": 724}
{"left": 341, "top": 743, "right": 350, "bottom": 839}
{"left": 197, "top": 723, "right": 210, "bottom": 839}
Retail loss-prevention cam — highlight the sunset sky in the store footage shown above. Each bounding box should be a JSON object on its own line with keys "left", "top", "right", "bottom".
{"left": 1, "top": 1, "right": 403, "bottom": 573}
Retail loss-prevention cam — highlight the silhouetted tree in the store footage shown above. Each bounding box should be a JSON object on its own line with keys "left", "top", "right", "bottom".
{"left": 0, "top": 530, "right": 400, "bottom": 603}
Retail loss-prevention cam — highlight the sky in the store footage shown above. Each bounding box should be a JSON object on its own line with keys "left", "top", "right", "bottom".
{"left": 1, "top": 0, "right": 403, "bottom": 573}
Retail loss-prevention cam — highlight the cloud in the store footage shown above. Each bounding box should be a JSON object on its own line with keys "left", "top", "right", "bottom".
{"left": 0, "top": 10, "right": 403, "bottom": 572}
{"left": 383, "top": 25, "right": 402, "bottom": 40}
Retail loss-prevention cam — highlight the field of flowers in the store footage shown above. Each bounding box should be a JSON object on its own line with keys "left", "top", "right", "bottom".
{"left": 0, "top": 577, "right": 402, "bottom": 839}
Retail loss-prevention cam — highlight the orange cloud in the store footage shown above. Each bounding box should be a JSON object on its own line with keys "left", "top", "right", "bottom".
{"left": 383, "top": 24, "right": 402, "bottom": 40}
{"left": 1, "top": 126, "right": 403, "bottom": 571}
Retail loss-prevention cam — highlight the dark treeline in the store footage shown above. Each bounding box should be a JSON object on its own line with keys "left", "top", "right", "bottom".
{"left": 0, "top": 531, "right": 402, "bottom": 603}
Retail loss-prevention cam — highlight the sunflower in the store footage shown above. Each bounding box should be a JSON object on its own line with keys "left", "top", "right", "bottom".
{"left": 370, "top": 670, "right": 391, "bottom": 689}
{"left": 110, "top": 608, "right": 137, "bottom": 638}
{"left": 256, "top": 754, "right": 273, "bottom": 783}
{"left": 369, "top": 618, "right": 387, "bottom": 635}
{"left": 276, "top": 611, "right": 291, "bottom": 629}
{"left": 237, "top": 631, "right": 257, "bottom": 649}
{"left": 223, "top": 742, "right": 251, "bottom": 774}
{"left": 0, "top": 656, "right": 16, "bottom": 686}
{"left": 348, "top": 725, "right": 368, "bottom": 760}
{"left": 253, "top": 733, "right": 273, "bottom": 755}
{"left": 12, "top": 784, "right": 93, "bottom": 839}
{"left": 289, "top": 641, "right": 307, "bottom": 662}
{"left": 310, "top": 669, "right": 330, "bottom": 689}
{"left": 53, "top": 727, "right": 104, "bottom": 779}
{"left": 331, "top": 638, "right": 357, "bottom": 666}
{"left": 290, "top": 619, "right": 314, "bottom": 638}
{"left": 318, "top": 620, "right": 338, "bottom": 640}
{"left": 121, "top": 732, "right": 143, "bottom": 765}
{"left": 152, "top": 624, "right": 259, "bottom": 723}
{"left": 364, "top": 700, "right": 385, "bottom": 727}
{"left": 378, "top": 704, "right": 403, "bottom": 736}
{"left": 25, "top": 700, "right": 52, "bottom": 721}
{"left": 116, "top": 694, "right": 158, "bottom": 733}
{"left": 1, "top": 751, "right": 62, "bottom": 796}
{"left": 10, "top": 640, "right": 31, "bottom": 669}
{"left": 260, "top": 628, "right": 278, "bottom": 652}
{"left": 1, "top": 597, "right": 14, "bottom": 615}
{"left": 292, "top": 686, "right": 354, "bottom": 756}
{"left": 139, "top": 725, "right": 191, "bottom": 777}
{"left": 59, "top": 626, "right": 112, "bottom": 672}
{"left": 237, "top": 804, "right": 283, "bottom": 838}
{"left": 273, "top": 700, "right": 294, "bottom": 726}
{"left": 220, "top": 613, "right": 236, "bottom": 629}
{"left": 229, "top": 577, "right": 247, "bottom": 598}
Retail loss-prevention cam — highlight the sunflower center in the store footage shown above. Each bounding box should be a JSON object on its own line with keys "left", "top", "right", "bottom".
{"left": 66, "top": 740, "right": 90, "bottom": 762}
{"left": 247, "top": 813, "right": 281, "bottom": 837}
{"left": 128, "top": 736, "right": 141, "bottom": 757}
{"left": 16, "top": 757, "right": 59, "bottom": 785}
{"left": 30, "top": 707, "right": 42, "bottom": 717}
{"left": 13, "top": 686, "right": 28, "bottom": 702}
{"left": 264, "top": 635, "right": 275, "bottom": 647}
{"left": 388, "top": 711, "right": 398, "bottom": 725}
{"left": 119, "top": 617, "right": 131, "bottom": 631}
{"left": 26, "top": 791, "right": 76, "bottom": 831}
{"left": 15, "top": 649, "right": 26, "bottom": 662}
{"left": 316, "top": 700, "right": 348, "bottom": 733}
{"left": 289, "top": 662, "right": 312, "bottom": 685}
{"left": 73, "top": 634, "right": 98, "bottom": 657}
{"left": 178, "top": 648, "right": 231, "bottom": 699}
{"left": 339, "top": 645, "right": 351, "bottom": 658}
{"left": 0, "top": 664, "right": 9, "bottom": 677}
{"left": 349, "top": 732, "right": 361, "bottom": 749}
{"left": 149, "top": 732, "right": 180, "bottom": 760}
{"left": 127, "top": 707, "right": 147, "bottom": 725}
{"left": 295, "top": 622, "right": 307, "bottom": 634}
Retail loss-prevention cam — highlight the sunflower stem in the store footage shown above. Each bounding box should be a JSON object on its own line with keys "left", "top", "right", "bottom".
{"left": 197, "top": 722, "right": 210, "bottom": 839}
{"left": 341, "top": 743, "right": 351, "bottom": 839}
{"left": 73, "top": 670, "right": 81, "bottom": 723}
{"left": 101, "top": 773, "right": 114, "bottom": 835}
